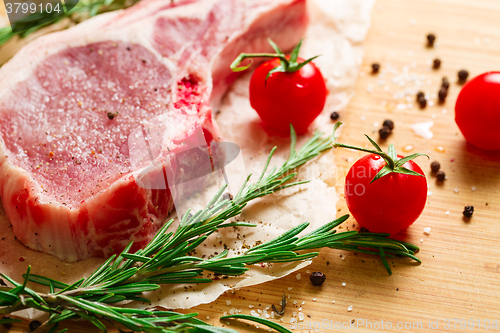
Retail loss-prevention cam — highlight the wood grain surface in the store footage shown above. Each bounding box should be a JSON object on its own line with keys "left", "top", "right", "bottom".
{"left": 3, "top": 0, "right": 500, "bottom": 332}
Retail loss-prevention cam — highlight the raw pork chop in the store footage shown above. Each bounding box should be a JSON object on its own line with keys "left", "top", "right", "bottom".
{"left": 0, "top": 0, "right": 308, "bottom": 261}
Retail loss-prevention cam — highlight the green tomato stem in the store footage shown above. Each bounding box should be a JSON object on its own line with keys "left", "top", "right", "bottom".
{"left": 332, "top": 142, "right": 396, "bottom": 169}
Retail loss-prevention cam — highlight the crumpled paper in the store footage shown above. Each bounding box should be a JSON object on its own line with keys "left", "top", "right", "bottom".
{"left": 0, "top": 0, "right": 374, "bottom": 317}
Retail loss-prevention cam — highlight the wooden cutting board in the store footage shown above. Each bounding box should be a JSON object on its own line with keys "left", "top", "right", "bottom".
{"left": 4, "top": 0, "right": 500, "bottom": 332}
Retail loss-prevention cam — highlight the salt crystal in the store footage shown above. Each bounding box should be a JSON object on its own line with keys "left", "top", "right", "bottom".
{"left": 306, "top": 270, "right": 311, "bottom": 274}
{"left": 446, "top": 211, "right": 450, "bottom": 215}
{"left": 454, "top": 188, "right": 459, "bottom": 193}
{"left": 360, "top": 116, "right": 366, "bottom": 121}
{"left": 423, "top": 227, "right": 431, "bottom": 235}
{"left": 420, "top": 239, "right": 424, "bottom": 243}
{"left": 296, "top": 273, "right": 301, "bottom": 280}
{"left": 410, "top": 121, "right": 434, "bottom": 139}
{"left": 471, "top": 186, "right": 477, "bottom": 191}
{"left": 299, "top": 312, "right": 305, "bottom": 321}
{"left": 366, "top": 83, "right": 373, "bottom": 93}
{"left": 290, "top": 318, "right": 297, "bottom": 324}
{"left": 226, "top": 300, "right": 231, "bottom": 306}
{"left": 427, "top": 191, "right": 433, "bottom": 196}
{"left": 206, "top": 316, "right": 210, "bottom": 319}
{"left": 409, "top": 18, "right": 417, "bottom": 26}
{"left": 348, "top": 305, "right": 353, "bottom": 312}
{"left": 312, "top": 298, "right": 317, "bottom": 302}
{"left": 374, "top": 122, "right": 379, "bottom": 127}
{"left": 432, "top": 114, "right": 437, "bottom": 119}
{"left": 342, "top": 282, "right": 346, "bottom": 287}
{"left": 249, "top": 305, "right": 254, "bottom": 308}
{"left": 442, "top": 109, "right": 447, "bottom": 114}
{"left": 288, "top": 287, "right": 293, "bottom": 291}
{"left": 332, "top": 301, "right": 336, "bottom": 304}
{"left": 293, "top": 300, "right": 297, "bottom": 305}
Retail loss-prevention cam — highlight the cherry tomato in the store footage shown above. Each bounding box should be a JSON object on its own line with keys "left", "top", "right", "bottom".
{"left": 249, "top": 57, "right": 327, "bottom": 135}
{"left": 455, "top": 71, "right": 500, "bottom": 150}
{"left": 345, "top": 154, "right": 427, "bottom": 235}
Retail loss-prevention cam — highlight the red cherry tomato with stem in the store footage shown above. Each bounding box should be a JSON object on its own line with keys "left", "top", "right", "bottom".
{"left": 333, "top": 123, "right": 428, "bottom": 235}
{"left": 345, "top": 154, "right": 427, "bottom": 235}
{"left": 231, "top": 39, "right": 327, "bottom": 136}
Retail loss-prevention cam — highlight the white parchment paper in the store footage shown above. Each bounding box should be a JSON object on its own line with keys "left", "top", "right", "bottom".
{"left": 0, "top": 0, "right": 374, "bottom": 317}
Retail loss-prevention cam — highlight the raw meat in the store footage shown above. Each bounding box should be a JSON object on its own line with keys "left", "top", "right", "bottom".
{"left": 0, "top": 0, "right": 308, "bottom": 261}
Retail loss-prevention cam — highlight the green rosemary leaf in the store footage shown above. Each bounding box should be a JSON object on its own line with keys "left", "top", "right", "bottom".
{"left": 58, "top": 296, "right": 142, "bottom": 331}
{"left": 92, "top": 283, "right": 160, "bottom": 295}
{"left": 121, "top": 253, "right": 152, "bottom": 263}
{"left": 221, "top": 314, "right": 293, "bottom": 333}
{"left": 81, "top": 255, "right": 117, "bottom": 287}
{"left": 56, "top": 278, "right": 85, "bottom": 294}
{"left": 0, "top": 290, "right": 19, "bottom": 303}
{"left": 25, "top": 274, "right": 69, "bottom": 289}
{"left": 46, "top": 323, "right": 60, "bottom": 333}
{"left": 111, "top": 241, "right": 134, "bottom": 270}
{"left": 302, "top": 214, "right": 348, "bottom": 238}
{"left": 76, "top": 311, "right": 107, "bottom": 332}
{"left": 258, "top": 146, "right": 277, "bottom": 184}
{"left": 379, "top": 247, "right": 392, "bottom": 275}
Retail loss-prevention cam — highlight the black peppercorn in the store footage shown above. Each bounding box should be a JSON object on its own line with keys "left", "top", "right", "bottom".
{"left": 441, "top": 77, "right": 450, "bottom": 89}
{"left": 107, "top": 112, "right": 118, "bottom": 120}
{"left": 427, "top": 33, "right": 436, "bottom": 47}
{"left": 438, "top": 87, "right": 448, "bottom": 103}
{"left": 309, "top": 272, "right": 326, "bottom": 286}
{"left": 1, "top": 317, "right": 13, "bottom": 329}
{"left": 416, "top": 91, "right": 425, "bottom": 102}
{"left": 330, "top": 111, "right": 340, "bottom": 121}
{"left": 436, "top": 171, "right": 446, "bottom": 181}
{"left": 222, "top": 192, "right": 233, "bottom": 201}
{"left": 371, "top": 63, "right": 380, "bottom": 74}
{"left": 418, "top": 96, "right": 427, "bottom": 109}
{"left": 432, "top": 58, "right": 441, "bottom": 69}
{"left": 29, "top": 320, "right": 42, "bottom": 332}
{"left": 379, "top": 126, "right": 391, "bottom": 139}
{"left": 463, "top": 205, "right": 474, "bottom": 218}
{"left": 382, "top": 119, "right": 395, "bottom": 131}
{"left": 430, "top": 161, "right": 441, "bottom": 173}
{"left": 458, "top": 70, "right": 469, "bottom": 83}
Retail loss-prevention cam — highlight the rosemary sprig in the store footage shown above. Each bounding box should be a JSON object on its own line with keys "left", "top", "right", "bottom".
{"left": 0, "top": 0, "right": 141, "bottom": 47}
{"left": 0, "top": 127, "right": 420, "bottom": 332}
